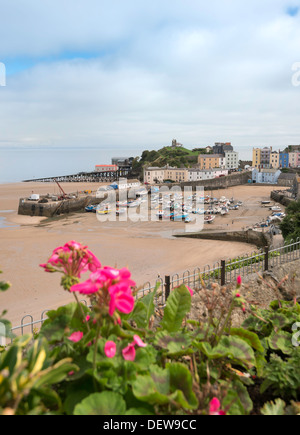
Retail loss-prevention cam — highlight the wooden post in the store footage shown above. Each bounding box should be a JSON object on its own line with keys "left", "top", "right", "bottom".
{"left": 264, "top": 246, "right": 269, "bottom": 271}
{"left": 165, "top": 276, "right": 171, "bottom": 301}
{"left": 221, "top": 260, "right": 226, "bottom": 286}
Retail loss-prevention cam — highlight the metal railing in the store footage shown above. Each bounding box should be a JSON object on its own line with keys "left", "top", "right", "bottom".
{"left": 8, "top": 238, "right": 300, "bottom": 339}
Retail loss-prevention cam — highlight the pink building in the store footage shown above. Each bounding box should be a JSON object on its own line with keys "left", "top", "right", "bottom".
{"left": 214, "top": 169, "right": 229, "bottom": 178}
{"left": 95, "top": 164, "right": 118, "bottom": 173}
{"left": 289, "top": 152, "right": 300, "bottom": 168}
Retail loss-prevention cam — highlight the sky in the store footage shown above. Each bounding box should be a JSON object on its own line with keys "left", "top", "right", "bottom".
{"left": 1, "top": 0, "right": 300, "bottom": 178}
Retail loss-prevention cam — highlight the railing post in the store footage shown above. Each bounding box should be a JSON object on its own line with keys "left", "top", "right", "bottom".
{"left": 221, "top": 260, "right": 226, "bottom": 286}
{"left": 264, "top": 246, "right": 269, "bottom": 271}
{"left": 165, "top": 276, "right": 171, "bottom": 301}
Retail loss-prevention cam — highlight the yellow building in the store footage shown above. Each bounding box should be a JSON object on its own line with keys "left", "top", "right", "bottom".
{"left": 252, "top": 148, "right": 261, "bottom": 168}
{"left": 143, "top": 166, "right": 188, "bottom": 184}
{"left": 270, "top": 152, "right": 280, "bottom": 169}
{"left": 164, "top": 167, "right": 188, "bottom": 182}
{"left": 198, "top": 154, "right": 221, "bottom": 170}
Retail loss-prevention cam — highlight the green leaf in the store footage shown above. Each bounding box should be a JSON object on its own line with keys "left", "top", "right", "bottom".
{"left": 160, "top": 286, "right": 191, "bottom": 332}
{"left": 199, "top": 337, "right": 256, "bottom": 369}
{"left": 39, "top": 303, "right": 79, "bottom": 342}
{"left": 125, "top": 408, "right": 154, "bottom": 415}
{"left": 230, "top": 328, "right": 264, "bottom": 353}
{"left": 132, "top": 363, "right": 198, "bottom": 411}
{"left": 222, "top": 380, "right": 253, "bottom": 415}
{"left": 268, "top": 331, "right": 294, "bottom": 355}
{"left": 268, "top": 313, "right": 291, "bottom": 330}
{"left": 74, "top": 392, "right": 126, "bottom": 415}
{"left": 167, "top": 362, "right": 198, "bottom": 410}
{"left": 124, "top": 301, "right": 147, "bottom": 329}
{"left": 139, "top": 282, "right": 159, "bottom": 326}
{"left": 155, "top": 330, "right": 193, "bottom": 356}
{"left": 261, "top": 399, "right": 286, "bottom": 415}
{"left": 33, "top": 358, "right": 78, "bottom": 389}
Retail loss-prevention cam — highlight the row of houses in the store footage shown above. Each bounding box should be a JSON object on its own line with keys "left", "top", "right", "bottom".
{"left": 143, "top": 166, "right": 229, "bottom": 184}
{"left": 197, "top": 142, "right": 239, "bottom": 170}
{"left": 252, "top": 146, "right": 300, "bottom": 169}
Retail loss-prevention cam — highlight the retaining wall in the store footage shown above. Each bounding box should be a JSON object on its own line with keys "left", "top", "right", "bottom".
{"left": 161, "top": 171, "right": 252, "bottom": 191}
{"left": 270, "top": 191, "right": 294, "bottom": 207}
{"left": 174, "top": 229, "right": 272, "bottom": 248}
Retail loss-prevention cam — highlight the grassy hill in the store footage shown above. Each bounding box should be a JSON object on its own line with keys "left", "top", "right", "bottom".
{"left": 131, "top": 146, "right": 209, "bottom": 178}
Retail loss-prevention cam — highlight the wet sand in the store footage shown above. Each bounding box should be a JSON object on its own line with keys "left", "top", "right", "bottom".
{"left": 0, "top": 181, "right": 287, "bottom": 326}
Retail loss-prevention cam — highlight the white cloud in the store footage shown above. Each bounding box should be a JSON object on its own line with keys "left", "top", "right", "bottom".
{"left": 0, "top": 0, "right": 300, "bottom": 160}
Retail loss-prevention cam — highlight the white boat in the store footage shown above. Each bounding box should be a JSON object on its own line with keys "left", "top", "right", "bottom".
{"left": 204, "top": 215, "right": 215, "bottom": 224}
{"left": 270, "top": 206, "right": 282, "bottom": 212}
{"left": 127, "top": 200, "right": 140, "bottom": 208}
{"left": 116, "top": 208, "right": 126, "bottom": 215}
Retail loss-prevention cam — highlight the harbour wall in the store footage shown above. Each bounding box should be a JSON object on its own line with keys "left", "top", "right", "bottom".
{"left": 17, "top": 188, "right": 141, "bottom": 217}
{"left": 174, "top": 229, "right": 273, "bottom": 249}
{"left": 270, "top": 191, "right": 294, "bottom": 207}
{"left": 18, "top": 194, "right": 104, "bottom": 218}
{"left": 161, "top": 171, "right": 252, "bottom": 191}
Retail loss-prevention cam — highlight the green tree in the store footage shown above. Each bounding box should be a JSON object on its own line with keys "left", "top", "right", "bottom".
{"left": 280, "top": 200, "right": 300, "bottom": 242}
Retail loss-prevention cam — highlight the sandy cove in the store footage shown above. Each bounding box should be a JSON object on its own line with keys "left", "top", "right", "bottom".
{"left": 0, "top": 182, "right": 287, "bottom": 327}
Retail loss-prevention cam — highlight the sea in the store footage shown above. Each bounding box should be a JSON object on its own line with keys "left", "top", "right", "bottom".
{"left": 0, "top": 146, "right": 141, "bottom": 184}
{"left": 0, "top": 145, "right": 251, "bottom": 184}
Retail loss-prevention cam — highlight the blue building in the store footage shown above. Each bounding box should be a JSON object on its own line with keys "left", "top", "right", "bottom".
{"left": 279, "top": 153, "right": 289, "bottom": 168}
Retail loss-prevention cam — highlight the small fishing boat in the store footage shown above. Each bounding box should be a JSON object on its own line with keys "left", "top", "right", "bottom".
{"left": 85, "top": 204, "right": 97, "bottom": 213}
{"left": 171, "top": 213, "right": 189, "bottom": 222}
{"left": 192, "top": 208, "right": 205, "bottom": 215}
{"left": 116, "top": 208, "right": 126, "bottom": 216}
{"left": 127, "top": 200, "right": 140, "bottom": 208}
{"left": 204, "top": 215, "right": 215, "bottom": 224}
{"left": 97, "top": 206, "right": 112, "bottom": 215}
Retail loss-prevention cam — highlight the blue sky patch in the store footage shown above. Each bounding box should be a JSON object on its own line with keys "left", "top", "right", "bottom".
{"left": 287, "top": 6, "right": 299, "bottom": 16}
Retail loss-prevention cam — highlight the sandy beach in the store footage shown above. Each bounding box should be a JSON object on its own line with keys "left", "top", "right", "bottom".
{"left": 0, "top": 181, "right": 287, "bottom": 327}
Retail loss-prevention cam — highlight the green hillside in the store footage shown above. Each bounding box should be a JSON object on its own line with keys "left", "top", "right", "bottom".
{"left": 131, "top": 146, "right": 209, "bottom": 178}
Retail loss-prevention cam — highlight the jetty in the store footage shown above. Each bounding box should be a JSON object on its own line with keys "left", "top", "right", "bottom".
{"left": 22, "top": 168, "right": 132, "bottom": 183}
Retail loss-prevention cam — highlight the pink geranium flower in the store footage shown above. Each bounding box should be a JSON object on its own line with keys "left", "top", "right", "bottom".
{"left": 209, "top": 398, "right": 226, "bottom": 415}
{"left": 122, "top": 343, "right": 136, "bottom": 361}
{"left": 104, "top": 341, "right": 117, "bottom": 358}
{"left": 108, "top": 283, "right": 135, "bottom": 316}
{"left": 71, "top": 265, "right": 136, "bottom": 318}
{"left": 186, "top": 286, "right": 193, "bottom": 297}
{"left": 40, "top": 241, "right": 101, "bottom": 279}
{"left": 237, "top": 275, "right": 242, "bottom": 288}
{"left": 68, "top": 331, "right": 83, "bottom": 343}
{"left": 122, "top": 335, "right": 147, "bottom": 361}
{"left": 133, "top": 335, "right": 147, "bottom": 347}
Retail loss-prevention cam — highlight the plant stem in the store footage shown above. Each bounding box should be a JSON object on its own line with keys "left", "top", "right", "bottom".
{"left": 216, "top": 300, "right": 235, "bottom": 343}
{"left": 92, "top": 322, "right": 102, "bottom": 389}
{"left": 73, "top": 293, "right": 90, "bottom": 332}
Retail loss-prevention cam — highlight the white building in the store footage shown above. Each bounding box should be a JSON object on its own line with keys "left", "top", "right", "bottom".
{"left": 252, "top": 168, "right": 281, "bottom": 184}
{"left": 225, "top": 151, "right": 239, "bottom": 169}
{"left": 188, "top": 168, "right": 229, "bottom": 182}
{"left": 143, "top": 167, "right": 165, "bottom": 184}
